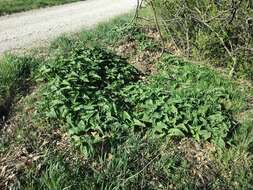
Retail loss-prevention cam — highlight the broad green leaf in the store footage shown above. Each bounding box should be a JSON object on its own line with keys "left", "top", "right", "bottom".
{"left": 199, "top": 130, "right": 211, "bottom": 140}
{"left": 168, "top": 128, "right": 185, "bottom": 137}
{"left": 133, "top": 119, "right": 146, "bottom": 128}
{"left": 155, "top": 122, "right": 168, "bottom": 133}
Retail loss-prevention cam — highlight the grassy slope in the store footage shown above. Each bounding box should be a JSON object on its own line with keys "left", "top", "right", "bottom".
{"left": 0, "top": 15, "right": 253, "bottom": 189}
{"left": 0, "top": 0, "right": 81, "bottom": 15}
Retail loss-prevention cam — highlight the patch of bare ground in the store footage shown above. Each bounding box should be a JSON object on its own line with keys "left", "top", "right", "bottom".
{"left": 116, "top": 42, "right": 159, "bottom": 74}
{"left": 167, "top": 138, "right": 217, "bottom": 188}
{"left": 114, "top": 27, "right": 183, "bottom": 75}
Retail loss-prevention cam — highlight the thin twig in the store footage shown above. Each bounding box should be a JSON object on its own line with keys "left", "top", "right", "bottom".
{"left": 150, "top": 1, "right": 166, "bottom": 58}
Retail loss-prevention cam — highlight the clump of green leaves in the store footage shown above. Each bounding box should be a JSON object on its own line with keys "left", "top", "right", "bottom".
{"left": 122, "top": 55, "right": 245, "bottom": 147}
{"left": 38, "top": 46, "right": 141, "bottom": 155}
{"left": 38, "top": 45, "right": 246, "bottom": 155}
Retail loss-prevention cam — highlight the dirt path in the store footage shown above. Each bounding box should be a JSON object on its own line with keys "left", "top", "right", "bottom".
{"left": 0, "top": 0, "right": 136, "bottom": 54}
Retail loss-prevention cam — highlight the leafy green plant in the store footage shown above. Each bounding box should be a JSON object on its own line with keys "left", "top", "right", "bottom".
{"left": 121, "top": 55, "right": 244, "bottom": 147}
{"left": 38, "top": 45, "right": 141, "bottom": 155}
{"left": 38, "top": 42, "right": 246, "bottom": 155}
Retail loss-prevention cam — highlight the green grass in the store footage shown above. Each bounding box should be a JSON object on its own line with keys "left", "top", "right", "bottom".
{"left": 0, "top": 0, "right": 81, "bottom": 15}
{"left": 0, "top": 54, "right": 40, "bottom": 122}
{"left": 1, "top": 15, "right": 253, "bottom": 189}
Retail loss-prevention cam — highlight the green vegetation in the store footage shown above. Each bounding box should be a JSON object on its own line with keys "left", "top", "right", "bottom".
{"left": 38, "top": 45, "right": 241, "bottom": 154}
{"left": 0, "top": 55, "right": 39, "bottom": 122}
{"left": 144, "top": 0, "right": 253, "bottom": 79}
{"left": 0, "top": 0, "right": 80, "bottom": 15}
{"left": 0, "top": 12, "right": 253, "bottom": 190}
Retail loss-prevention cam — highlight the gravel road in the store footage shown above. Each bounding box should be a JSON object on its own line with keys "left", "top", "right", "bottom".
{"left": 0, "top": 0, "right": 136, "bottom": 54}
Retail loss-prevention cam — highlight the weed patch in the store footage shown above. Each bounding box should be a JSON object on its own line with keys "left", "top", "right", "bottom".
{"left": 37, "top": 42, "right": 248, "bottom": 156}
{"left": 38, "top": 46, "right": 141, "bottom": 155}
